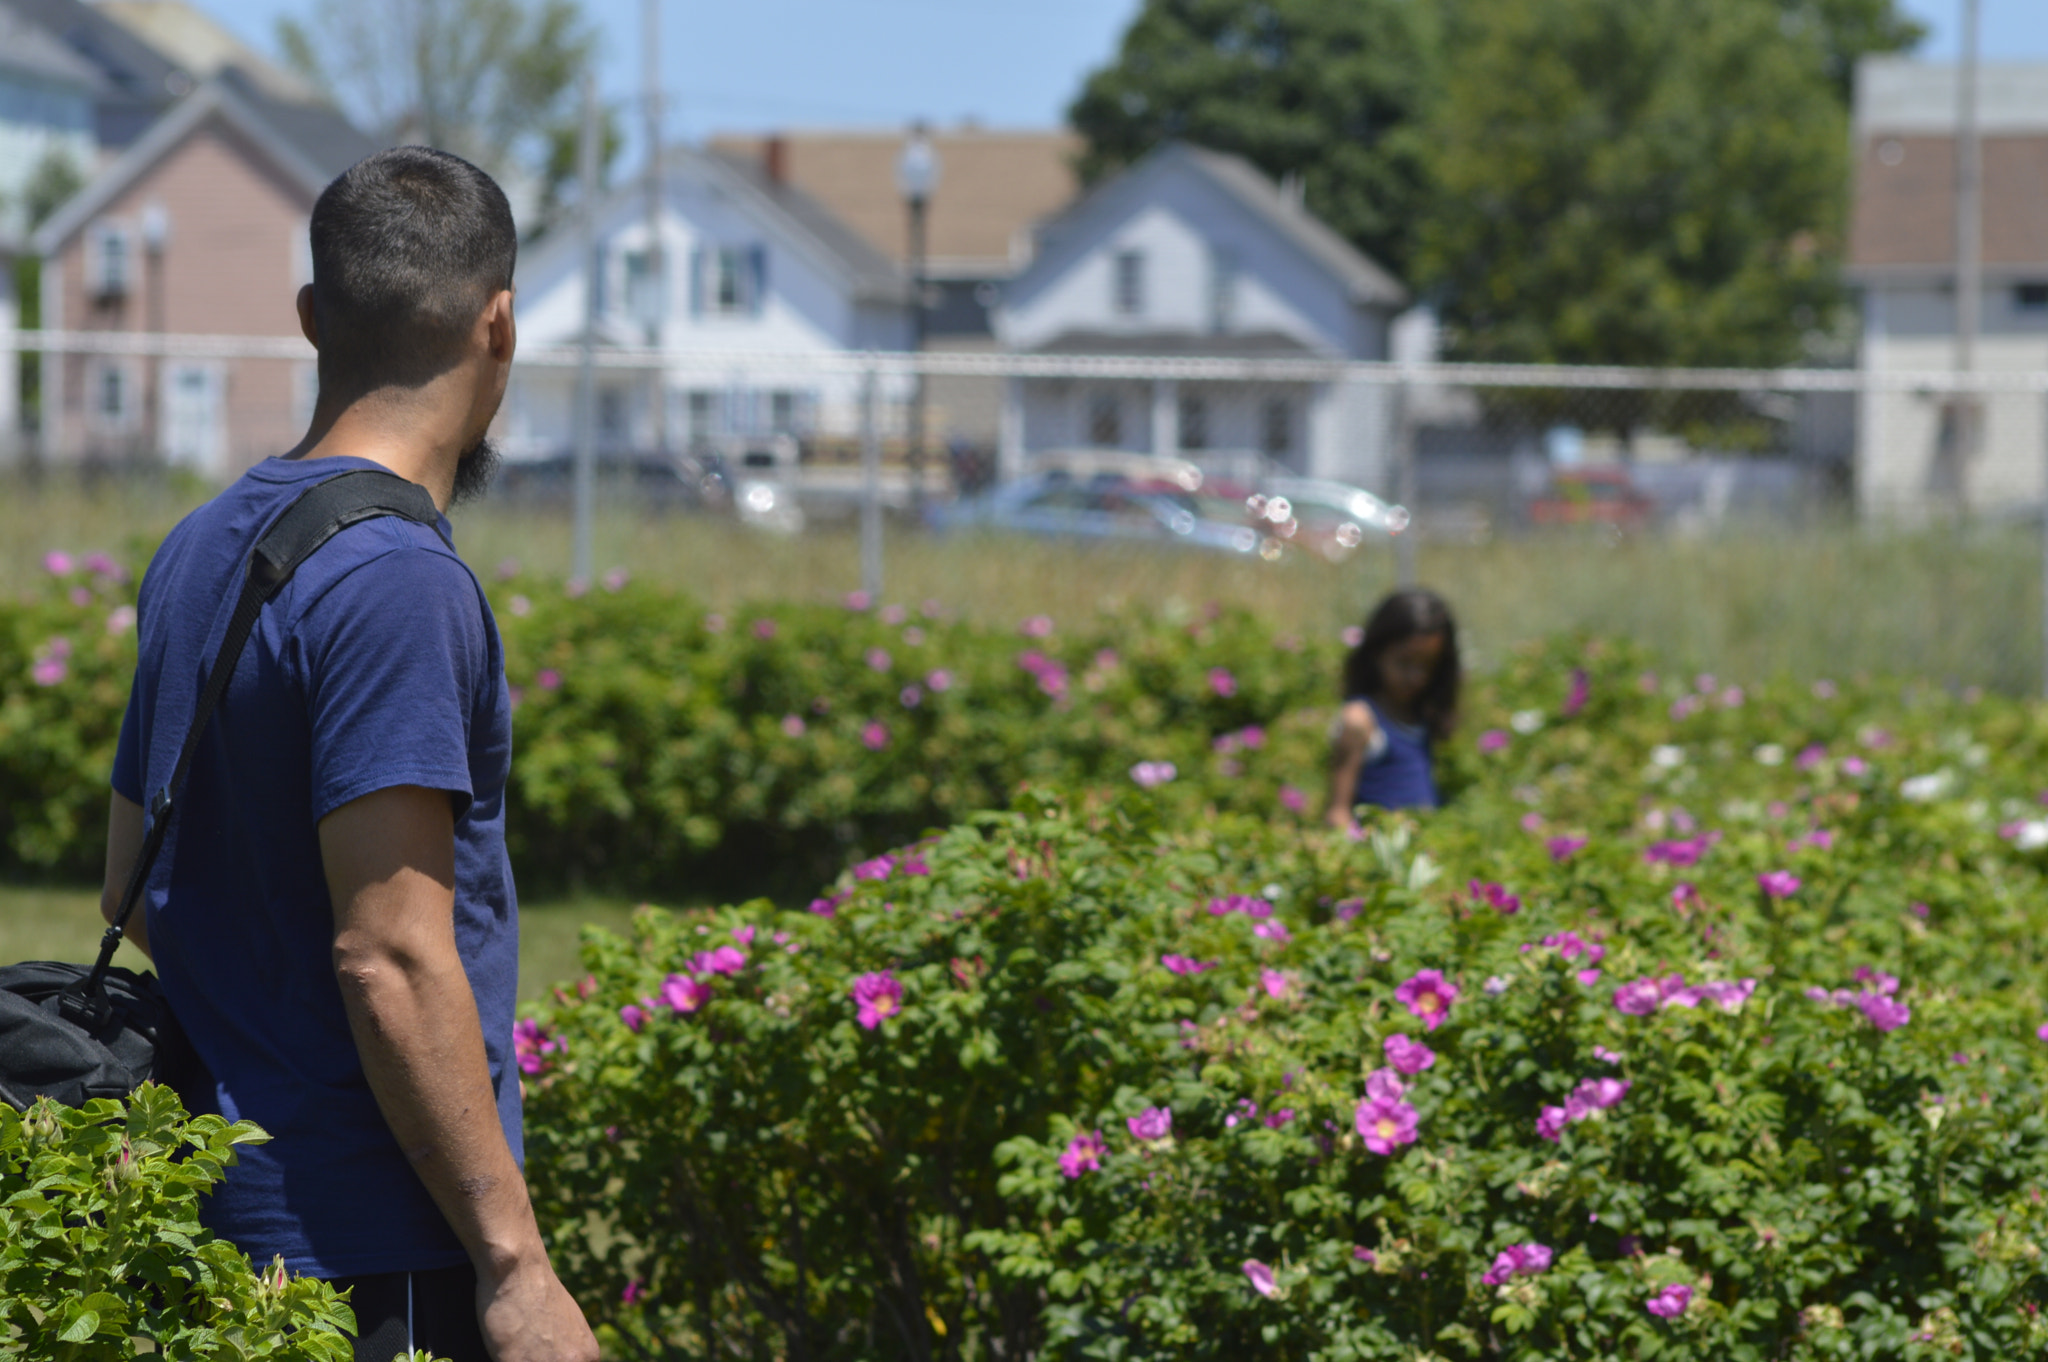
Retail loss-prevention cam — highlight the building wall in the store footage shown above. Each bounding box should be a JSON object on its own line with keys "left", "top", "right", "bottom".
{"left": 1858, "top": 283, "right": 2048, "bottom": 517}
{"left": 999, "top": 167, "right": 1375, "bottom": 359}
{"left": 45, "top": 114, "right": 314, "bottom": 476}
{"left": 509, "top": 172, "right": 915, "bottom": 458}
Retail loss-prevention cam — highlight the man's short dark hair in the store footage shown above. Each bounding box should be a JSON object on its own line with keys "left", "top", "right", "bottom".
{"left": 309, "top": 147, "right": 517, "bottom": 399}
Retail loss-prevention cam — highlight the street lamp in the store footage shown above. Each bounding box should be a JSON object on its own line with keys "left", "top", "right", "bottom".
{"left": 896, "top": 124, "right": 939, "bottom": 514}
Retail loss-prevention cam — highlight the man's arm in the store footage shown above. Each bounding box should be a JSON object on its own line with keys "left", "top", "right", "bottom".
{"left": 100, "top": 791, "right": 152, "bottom": 961}
{"left": 321, "top": 784, "right": 596, "bottom": 1362}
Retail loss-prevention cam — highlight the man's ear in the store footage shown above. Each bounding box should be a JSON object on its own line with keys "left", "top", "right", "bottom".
{"left": 296, "top": 285, "right": 318, "bottom": 349}
{"left": 483, "top": 289, "right": 516, "bottom": 365}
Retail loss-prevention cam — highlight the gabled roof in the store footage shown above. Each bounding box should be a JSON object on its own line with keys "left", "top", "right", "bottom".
{"left": 1022, "top": 141, "right": 1408, "bottom": 309}
{"left": 98, "top": 0, "right": 320, "bottom": 105}
{"left": 32, "top": 70, "right": 379, "bottom": 254}
{"left": 0, "top": 2, "right": 105, "bottom": 92}
{"left": 3, "top": 0, "right": 181, "bottom": 107}
{"left": 521, "top": 144, "right": 908, "bottom": 305}
{"left": 705, "top": 129, "right": 1080, "bottom": 275}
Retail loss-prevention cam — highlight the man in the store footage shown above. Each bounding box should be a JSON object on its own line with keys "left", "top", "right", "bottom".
{"left": 101, "top": 147, "right": 598, "bottom": 1362}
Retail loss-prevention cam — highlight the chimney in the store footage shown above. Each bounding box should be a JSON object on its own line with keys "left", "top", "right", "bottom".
{"left": 765, "top": 134, "right": 787, "bottom": 185}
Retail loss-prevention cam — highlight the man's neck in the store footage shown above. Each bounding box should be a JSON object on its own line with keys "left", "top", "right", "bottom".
{"left": 291, "top": 394, "right": 468, "bottom": 511}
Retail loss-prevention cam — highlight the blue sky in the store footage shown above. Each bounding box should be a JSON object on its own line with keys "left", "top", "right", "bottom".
{"left": 203, "top": 0, "right": 2048, "bottom": 152}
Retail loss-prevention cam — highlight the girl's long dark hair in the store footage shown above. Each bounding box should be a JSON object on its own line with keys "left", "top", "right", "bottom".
{"left": 1341, "top": 588, "right": 1461, "bottom": 740}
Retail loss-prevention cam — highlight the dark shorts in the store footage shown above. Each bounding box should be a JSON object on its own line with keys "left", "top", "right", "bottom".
{"left": 328, "top": 1263, "right": 489, "bottom": 1362}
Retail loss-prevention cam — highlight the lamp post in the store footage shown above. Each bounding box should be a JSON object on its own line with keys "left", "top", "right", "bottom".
{"left": 896, "top": 124, "right": 939, "bottom": 515}
{"left": 138, "top": 200, "right": 169, "bottom": 462}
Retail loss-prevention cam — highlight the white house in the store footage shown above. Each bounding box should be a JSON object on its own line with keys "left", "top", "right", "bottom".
{"left": 505, "top": 146, "right": 911, "bottom": 461}
{"left": 993, "top": 141, "right": 1408, "bottom": 488}
{"left": 1851, "top": 57, "right": 2048, "bottom": 518}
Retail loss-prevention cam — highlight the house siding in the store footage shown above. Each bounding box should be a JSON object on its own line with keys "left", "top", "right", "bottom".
{"left": 46, "top": 114, "right": 315, "bottom": 475}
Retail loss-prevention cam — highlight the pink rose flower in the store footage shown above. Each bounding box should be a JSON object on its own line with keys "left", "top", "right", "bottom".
{"left": 660, "top": 973, "right": 711, "bottom": 1014}
{"left": 1394, "top": 969, "right": 1459, "bottom": 1030}
{"left": 1757, "top": 870, "right": 1801, "bottom": 899}
{"left": 1127, "top": 1106, "right": 1173, "bottom": 1141}
{"left": 1243, "top": 1260, "right": 1278, "bottom": 1298}
{"left": 851, "top": 971, "right": 905, "bottom": 1030}
{"left": 1058, "top": 1130, "right": 1106, "bottom": 1178}
{"left": 1354, "top": 1093, "right": 1420, "bottom": 1154}
{"left": 1383, "top": 1033, "right": 1436, "bottom": 1075}
{"left": 1645, "top": 1283, "right": 1694, "bottom": 1318}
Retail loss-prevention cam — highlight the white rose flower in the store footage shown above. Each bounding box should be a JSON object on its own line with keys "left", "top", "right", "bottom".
{"left": 1651, "top": 745, "right": 1686, "bottom": 769}
{"left": 1754, "top": 744, "right": 1785, "bottom": 767}
{"left": 1899, "top": 772, "right": 1952, "bottom": 803}
{"left": 1510, "top": 709, "right": 1545, "bottom": 735}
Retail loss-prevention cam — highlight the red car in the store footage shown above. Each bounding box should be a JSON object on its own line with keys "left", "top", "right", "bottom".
{"left": 1528, "top": 468, "right": 1655, "bottom": 530}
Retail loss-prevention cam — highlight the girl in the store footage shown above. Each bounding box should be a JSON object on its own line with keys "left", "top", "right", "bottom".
{"left": 1323, "top": 589, "right": 1461, "bottom": 828}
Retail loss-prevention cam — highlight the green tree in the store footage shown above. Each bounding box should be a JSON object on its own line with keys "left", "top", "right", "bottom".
{"left": 1414, "top": 0, "right": 1851, "bottom": 371}
{"left": 1067, "top": 0, "right": 1437, "bottom": 280}
{"left": 1786, "top": 0, "right": 1926, "bottom": 99}
{"left": 276, "top": 0, "right": 603, "bottom": 234}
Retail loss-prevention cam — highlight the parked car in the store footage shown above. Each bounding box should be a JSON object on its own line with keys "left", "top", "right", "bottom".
{"left": 497, "top": 451, "right": 729, "bottom": 510}
{"left": 1527, "top": 467, "right": 1656, "bottom": 530}
{"left": 1027, "top": 449, "right": 1207, "bottom": 492}
{"left": 1249, "top": 477, "right": 1409, "bottom": 562}
{"left": 929, "top": 471, "right": 1260, "bottom": 556}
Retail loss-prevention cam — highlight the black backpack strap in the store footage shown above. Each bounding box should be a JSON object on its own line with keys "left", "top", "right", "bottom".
{"left": 72, "top": 470, "right": 442, "bottom": 1018}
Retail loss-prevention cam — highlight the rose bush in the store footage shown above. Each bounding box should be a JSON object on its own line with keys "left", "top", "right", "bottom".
{"left": 521, "top": 753, "right": 2048, "bottom": 1359}
{"left": 0, "top": 1082, "right": 360, "bottom": 1358}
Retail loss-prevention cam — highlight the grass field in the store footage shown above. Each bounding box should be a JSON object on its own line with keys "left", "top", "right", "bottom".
{"left": 7, "top": 470, "right": 2044, "bottom": 693}
{"left": 0, "top": 884, "right": 642, "bottom": 1002}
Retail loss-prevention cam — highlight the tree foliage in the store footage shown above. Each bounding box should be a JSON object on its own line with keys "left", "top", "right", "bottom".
{"left": 276, "top": 0, "right": 602, "bottom": 233}
{"left": 1414, "top": 0, "right": 1852, "bottom": 369}
{"left": 1066, "top": 0, "right": 1437, "bottom": 281}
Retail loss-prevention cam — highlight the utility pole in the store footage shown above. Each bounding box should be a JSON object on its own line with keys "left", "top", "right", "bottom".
{"left": 896, "top": 125, "right": 939, "bottom": 517}
{"left": 572, "top": 72, "right": 599, "bottom": 586}
{"left": 642, "top": 0, "right": 667, "bottom": 457}
{"left": 1955, "top": 0, "right": 1982, "bottom": 381}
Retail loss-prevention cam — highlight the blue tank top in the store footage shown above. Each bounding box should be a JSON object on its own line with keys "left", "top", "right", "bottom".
{"left": 1350, "top": 696, "right": 1439, "bottom": 811}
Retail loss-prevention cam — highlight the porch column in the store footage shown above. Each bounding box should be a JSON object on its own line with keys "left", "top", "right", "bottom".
{"left": 998, "top": 375, "right": 1025, "bottom": 482}
{"left": 1152, "top": 379, "right": 1178, "bottom": 457}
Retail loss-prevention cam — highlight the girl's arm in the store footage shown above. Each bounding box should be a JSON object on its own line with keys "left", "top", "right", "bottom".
{"left": 1323, "top": 700, "right": 1380, "bottom": 831}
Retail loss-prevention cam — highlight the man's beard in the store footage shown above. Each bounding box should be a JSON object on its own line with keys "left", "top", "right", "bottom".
{"left": 450, "top": 435, "right": 502, "bottom": 508}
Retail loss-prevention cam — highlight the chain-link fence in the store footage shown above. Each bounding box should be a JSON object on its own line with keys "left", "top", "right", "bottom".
{"left": 10, "top": 329, "right": 2048, "bottom": 691}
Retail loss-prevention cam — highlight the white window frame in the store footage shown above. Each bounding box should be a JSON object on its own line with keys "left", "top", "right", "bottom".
{"left": 89, "top": 358, "right": 139, "bottom": 432}
{"left": 87, "top": 219, "right": 132, "bottom": 299}
{"left": 1113, "top": 248, "right": 1145, "bottom": 316}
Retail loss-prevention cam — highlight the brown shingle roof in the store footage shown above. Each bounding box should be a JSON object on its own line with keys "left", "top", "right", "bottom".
{"left": 1850, "top": 133, "right": 2048, "bottom": 272}
{"left": 705, "top": 129, "right": 1080, "bottom": 273}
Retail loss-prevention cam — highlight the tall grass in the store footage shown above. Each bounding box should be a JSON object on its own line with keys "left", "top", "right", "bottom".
{"left": 6, "top": 471, "right": 2042, "bottom": 694}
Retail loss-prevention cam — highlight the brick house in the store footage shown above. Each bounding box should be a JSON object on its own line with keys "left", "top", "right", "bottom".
{"left": 32, "top": 67, "right": 377, "bottom": 475}
{"left": 1850, "top": 57, "right": 2048, "bottom": 517}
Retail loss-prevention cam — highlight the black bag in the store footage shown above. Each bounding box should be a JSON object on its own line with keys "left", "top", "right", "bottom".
{"left": 0, "top": 469, "right": 443, "bottom": 1111}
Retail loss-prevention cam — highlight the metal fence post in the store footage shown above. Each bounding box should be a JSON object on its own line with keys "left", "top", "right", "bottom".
{"left": 1394, "top": 370, "right": 1418, "bottom": 587}
{"left": 570, "top": 73, "right": 599, "bottom": 587}
{"left": 860, "top": 358, "right": 883, "bottom": 601}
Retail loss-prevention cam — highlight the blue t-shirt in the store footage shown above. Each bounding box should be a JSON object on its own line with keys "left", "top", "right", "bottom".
{"left": 111, "top": 455, "right": 519, "bottom": 1279}
{"left": 1350, "top": 696, "right": 1440, "bottom": 811}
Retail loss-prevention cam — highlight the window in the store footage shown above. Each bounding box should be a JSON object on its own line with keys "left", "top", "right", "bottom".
{"left": 1113, "top": 249, "right": 1145, "bottom": 315}
{"left": 2015, "top": 283, "right": 2048, "bottom": 314}
{"left": 1178, "top": 393, "right": 1210, "bottom": 451}
{"left": 1261, "top": 397, "right": 1293, "bottom": 457}
{"left": 598, "top": 386, "right": 626, "bottom": 439}
{"left": 1208, "top": 248, "right": 1238, "bottom": 333}
{"left": 624, "top": 248, "right": 666, "bottom": 327}
{"left": 687, "top": 390, "right": 716, "bottom": 441}
{"left": 1087, "top": 392, "right": 1122, "bottom": 448}
{"left": 769, "top": 390, "right": 796, "bottom": 434}
{"left": 88, "top": 221, "right": 131, "bottom": 298}
{"left": 91, "top": 361, "right": 133, "bottom": 429}
{"left": 693, "top": 245, "right": 766, "bottom": 317}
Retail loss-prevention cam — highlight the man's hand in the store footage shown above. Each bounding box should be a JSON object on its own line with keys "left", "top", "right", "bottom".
{"left": 479, "top": 1258, "right": 601, "bottom": 1362}
{"left": 321, "top": 784, "right": 597, "bottom": 1362}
